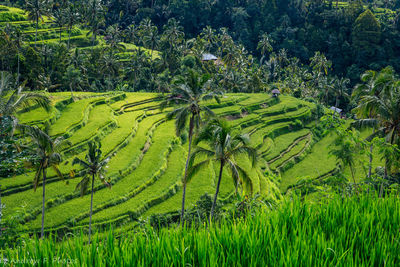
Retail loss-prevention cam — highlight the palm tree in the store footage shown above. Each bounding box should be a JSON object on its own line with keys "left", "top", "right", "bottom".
{"left": 333, "top": 77, "right": 350, "bottom": 113}
{"left": 52, "top": 8, "right": 66, "bottom": 43}
{"left": 8, "top": 26, "right": 24, "bottom": 85}
{"left": 257, "top": 33, "right": 273, "bottom": 65}
{"left": 161, "top": 69, "right": 220, "bottom": 227}
{"left": 0, "top": 73, "right": 50, "bottom": 130}
{"left": 63, "top": 65, "right": 83, "bottom": 97}
{"left": 200, "top": 26, "right": 216, "bottom": 52}
{"left": 73, "top": 141, "right": 111, "bottom": 245}
{"left": 65, "top": 4, "right": 79, "bottom": 49}
{"left": 188, "top": 119, "right": 257, "bottom": 223}
{"left": 105, "top": 24, "right": 125, "bottom": 56}
{"left": 139, "top": 19, "right": 159, "bottom": 58}
{"left": 310, "top": 52, "right": 332, "bottom": 101}
{"left": 163, "top": 18, "right": 184, "bottom": 55}
{"left": 353, "top": 67, "right": 400, "bottom": 178}
{"left": 329, "top": 128, "right": 363, "bottom": 184}
{"left": 26, "top": 0, "right": 49, "bottom": 48}
{"left": 353, "top": 70, "right": 380, "bottom": 178}
{"left": 100, "top": 53, "right": 120, "bottom": 91}
{"left": 21, "top": 126, "right": 67, "bottom": 238}
{"left": 86, "top": 0, "right": 104, "bottom": 49}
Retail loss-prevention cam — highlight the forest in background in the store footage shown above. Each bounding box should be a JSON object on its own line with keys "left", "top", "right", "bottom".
{"left": 0, "top": 0, "right": 398, "bottom": 113}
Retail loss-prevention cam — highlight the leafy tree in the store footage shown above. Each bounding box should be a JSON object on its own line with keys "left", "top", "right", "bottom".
{"left": 73, "top": 141, "right": 111, "bottom": 245}
{"left": 188, "top": 119, "right": 257, "bottom": 223}
{"left": 161, "top": 69, "right": 220, "bottom": 227}
{"left": 352, "top": 9, "right": 381, "bottom": 60}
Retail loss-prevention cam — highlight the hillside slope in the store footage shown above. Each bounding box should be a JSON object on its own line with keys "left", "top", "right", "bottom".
{"left": 2, "top": 92, "right": 323, "bottom": 232}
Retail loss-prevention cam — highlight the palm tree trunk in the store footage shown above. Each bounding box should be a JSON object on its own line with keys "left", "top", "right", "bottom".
{"left": 89, "top": 174, "right": 95, "bottom": 245}
{"left": 0, "top": 185, "right": 2, "bottom": 237}
{"left": 368, "top": 143, "right": 373, "bottom": 178}
{"left": 385, "top": 131, "right": 396, "bottom": 179}
{"left": 41, "top": 168, "right": 46, "bottom": 239}
{"left": 16, "top": 52, "right": 20, "bottom": 85}
{"left": 180, "top": 114, "right": 194, "bottom": 228}
{"left": 210, "top": 160, "right": 224, "bottom": 224}
{"left": 68, "top": 27, "right": 71, "bottom": 49}
{"left": 350, "top": 164, "right": 356, "bottom": 184}
{"left": 368, "top": 127, "right": 376, "bottom": 179}
{"left": 384, "top": 160, "right": 388, "bottom": 179}
{"left": 35, "top": 19, "right": 38, "bottom": 48}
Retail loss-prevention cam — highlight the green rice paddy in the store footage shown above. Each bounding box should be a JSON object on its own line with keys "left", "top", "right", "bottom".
{"left": 5, "top": 91, "right": 380, "bottom": 233}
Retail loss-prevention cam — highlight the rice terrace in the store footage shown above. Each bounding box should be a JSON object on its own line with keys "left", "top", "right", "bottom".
{"left": 1, "top": 0, "right": 400, "bottom": 266}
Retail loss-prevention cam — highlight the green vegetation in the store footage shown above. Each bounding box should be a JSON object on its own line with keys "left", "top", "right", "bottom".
{"left": 1, "top": 1, "right": 400, "bottom": 265}
{"left": 3, "top": 194, "right": 400, "bottom": 266}
{"left": 2, "top": 92, "right": 320, "bottom": 232}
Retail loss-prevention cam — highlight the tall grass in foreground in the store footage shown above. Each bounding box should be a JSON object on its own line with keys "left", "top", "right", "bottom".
{"left": 2, "top": 194, "right": 400, "bottom": 266}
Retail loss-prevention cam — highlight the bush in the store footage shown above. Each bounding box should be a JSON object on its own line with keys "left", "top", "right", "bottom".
{"left": 0, "top": 12, "right": 25, "bottom": 22}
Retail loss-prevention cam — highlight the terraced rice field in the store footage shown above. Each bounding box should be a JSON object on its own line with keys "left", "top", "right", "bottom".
{"left": 0, "top": 4, "right": 155, "bottom": 57}
{"left": 5, "top": 91, "right": 363, "bottom": 233}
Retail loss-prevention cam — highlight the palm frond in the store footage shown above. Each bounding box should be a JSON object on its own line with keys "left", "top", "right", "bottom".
{"left": 191, "top": 146, "right": 215, "bottom": 159}
{"left": 75, "top": 176, "right": 90, "bottom": 197}
{"left": 187, "top": 159, "right": 211, "bottom": 184}
{"left": 51, "top": 165, "right": 64, "bottom": 180}
{"left": 72, "top": 157, "right": 90, "bottom": 168}
{"left": 175, "top": 108, "right": 189, "bottom": 136}
{"left": 231, "top": 146, "right": 258, "bottom": 167}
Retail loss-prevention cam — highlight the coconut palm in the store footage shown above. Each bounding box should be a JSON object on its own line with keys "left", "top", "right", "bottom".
{"left": 100, "top": 53, "right": 120, "bottom": 90}
{"left": 63, "top": 65, "right": 83, "bottom": 97}
{"left": 104, "top": 24, "right": 126, "bottom": 56}
{"left": 333, "top": 77, "right": 350, "bottom": 112}
{"left": 8, "top": 27, "right": 24, "bottom": 85}
{"left": 352, "top": 67, "right": 400, "bottom": 178}
{"left": 73, "top": 141, "right": 111, "bottom": 245}
{"left": 329, "top": 128, "right": 363, "bottom": 184}
{"left": 352, "top": 70, "right": 380, "bottom": 178}
{"left": 52, "top": 8, "right": 66, "bottom": 43}
{"left": 200, "top": 26, "right": 217, "bottom": 52}
{"left": 86, "top": 0, "right": 104, "bottom": 49}
{"left": 163, "top": 18, "right": 184, "bottom": 55}
{"left": 161, "top": 69, "right": 220, "bottom": 227}
{"left": 188, "top": 119, "right": 257, "bottom": 223}
{"left": 21, "top": 126, "right": 68, "bottom": 238}
{"left": 0, "top": 73, "right": 50, "bottom": 130}
{"left": 65, "top": 4, "right": 80, "bottom": 49}
{"left": 257, "top": 33, "right": 273, "bottom": 65}
{"left": 26, "top": 0, "right": 49, "bottom": 48}
{"left": 139, "top": 18, "right": 159, "bottom": 58}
